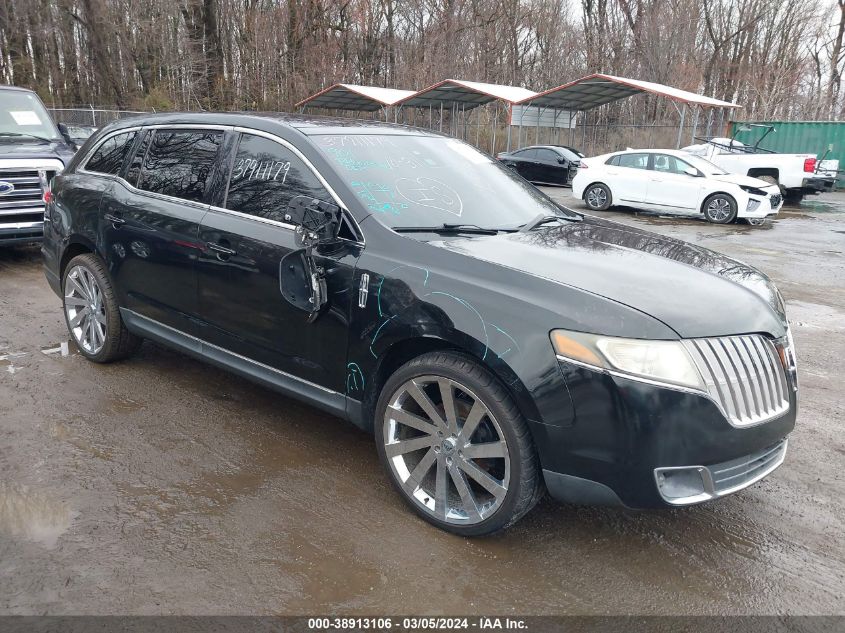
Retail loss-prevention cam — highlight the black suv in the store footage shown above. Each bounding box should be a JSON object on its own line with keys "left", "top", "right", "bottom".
{"left": 42, "top": 113, "right": 798, "bottom": 535}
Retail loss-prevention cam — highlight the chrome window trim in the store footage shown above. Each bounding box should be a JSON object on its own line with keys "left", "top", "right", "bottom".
{"left": 123, "top": 309, "right": 340, "bottom": 396}
{"left": 77, "top": 123, "right": 365, "bottom": 245}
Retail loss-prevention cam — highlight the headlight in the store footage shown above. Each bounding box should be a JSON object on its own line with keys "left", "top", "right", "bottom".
{"left": 740, "top": 185, "right": 767, "bottom": 196}
{"left": 550, "top": 329, "right": 704, "bottom": 390}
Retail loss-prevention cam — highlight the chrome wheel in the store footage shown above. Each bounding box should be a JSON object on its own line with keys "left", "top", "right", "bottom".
{"left": 383, "top": 376, "right": 511, "bottom": 525}
{"left": 64, "top": 265, "right": 107, "bottom": 355}
{"left": 706, "top": 197, "right": 732, "bottom": 221}
{"left": 586, "top": 186, "right": 607, "bottom": 208}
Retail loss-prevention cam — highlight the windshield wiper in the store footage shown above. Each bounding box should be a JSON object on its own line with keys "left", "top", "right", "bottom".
{"left": 0, "top": 132, "right": 52, "bottom": 143}
{"left": 393, "top": 223, "right": 512, "bottom": 235}
{"left": 519, "top": 212, "right": 582, "bottom": 232}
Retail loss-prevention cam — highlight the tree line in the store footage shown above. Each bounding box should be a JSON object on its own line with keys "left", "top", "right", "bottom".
{"left": 1, "top": 0, "right": 843, "bottom": 122}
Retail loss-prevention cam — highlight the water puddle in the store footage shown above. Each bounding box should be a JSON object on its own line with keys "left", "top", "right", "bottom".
{"left": 0, "top": 482, "right": 74, "bottom": 548}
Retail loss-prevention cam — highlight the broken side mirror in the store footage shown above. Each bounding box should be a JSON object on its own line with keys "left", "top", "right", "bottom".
{"left": 284, "top": 195, "right": 342, "bottom": 248}
{"left": 56, "top": 123, "right": 76, "bottom": 149}
{"left": 278, "top": 196, "right": 343, "bottom": 321}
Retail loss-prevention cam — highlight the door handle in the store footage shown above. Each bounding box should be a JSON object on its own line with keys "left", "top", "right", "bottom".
{"left": 207, "top": 242, "right": 237, "bottom": 259}
{"left": 104, "top": 213, "right": 125, "bottom": 226}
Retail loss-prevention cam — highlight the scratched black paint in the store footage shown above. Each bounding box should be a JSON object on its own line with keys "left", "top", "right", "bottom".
{"left": 42, "top": 112, "right": 795, "bottom": 509}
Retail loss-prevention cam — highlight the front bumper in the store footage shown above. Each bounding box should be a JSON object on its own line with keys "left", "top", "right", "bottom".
{"left": 533, "top": 361, "right": 796, "bottom": 509}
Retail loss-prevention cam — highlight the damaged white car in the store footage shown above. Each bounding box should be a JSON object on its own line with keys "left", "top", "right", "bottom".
{"left": 572, "top": 149, "right": 783, "bottom": 225}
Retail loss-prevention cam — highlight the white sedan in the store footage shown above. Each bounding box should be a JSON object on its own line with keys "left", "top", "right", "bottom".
{"left": 571, "top": 149, "right": 783, "bottom": 224}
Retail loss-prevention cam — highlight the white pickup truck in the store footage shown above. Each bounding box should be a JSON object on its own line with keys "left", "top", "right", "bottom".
{"left": 682, "top": 135, "right": 838, "bottom": 203}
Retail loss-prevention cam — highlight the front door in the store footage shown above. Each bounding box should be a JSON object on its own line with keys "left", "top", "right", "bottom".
{"left": 534, "top": 148, "right": 568, "bottom": 185}
{"left": 196, "top": 131, "right": 360, "bottom": 393}
{"left": 645, "top": 153, "right": 704, "bottom": 212}
{"left": 100, "top": 127, "right": 224, "bottom": 334}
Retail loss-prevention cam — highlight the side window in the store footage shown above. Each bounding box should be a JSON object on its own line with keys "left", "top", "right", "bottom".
{"left": 137, "top": 129, "right": 223, "bottom": 203}
{"left": 617, "top": 153, "right": 649, "bottom": 170}
{"left": 225, "top": 133, "right": 331, "bottom": 223}
{"left": 536, "top": 149, "right": 560, "bottom": 162}
{"left": 516, "top": 148, "right": 538, "bottom": 159}
{"left": 85, "top": 132, "right": 136, "bottom": 175}
{"left": 653, "top": 154, "right": 693, "bottom": 175}
{"left": 606, "top": 155, "right": 620, "bottom": 166}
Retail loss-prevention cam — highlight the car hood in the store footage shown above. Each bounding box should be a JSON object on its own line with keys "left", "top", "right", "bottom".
{"left": 710, "top": 172, "right": 779, "bottom": 191}
{"left": 432, "top": 216, "right": 786, "bottom": 339}
{"left": 0, "top": 139, "right": 75, "bottom": 166}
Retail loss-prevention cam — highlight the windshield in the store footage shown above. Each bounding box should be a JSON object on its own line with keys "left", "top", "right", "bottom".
{"left": 683, "top": 153, "right": 728, "bottom": 176}
{"left": 0, "top": 90, "right": 60, "bottom": 140}
{"left": 314, "top": 134, "right": 577, "bottom": 230}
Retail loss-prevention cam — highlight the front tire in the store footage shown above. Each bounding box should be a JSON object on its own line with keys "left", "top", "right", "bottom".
{"left": 375, "top": 351, "right": 542, "bottom": 536}
{"left": 703, "top": 193, "right": 737, "bottom": 224}
{"left": 62, "top": 253, "right": 141, "bottom": 363}
{"left": 583, "top": 183, "right": 612, "bottom": 210}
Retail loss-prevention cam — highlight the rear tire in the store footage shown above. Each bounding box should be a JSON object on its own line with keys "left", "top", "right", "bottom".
{"left": 583, "top": 183, "right": 612, "bottom": 211}
{"left": 375, "top": 351, "right": 543, "bottom": 536}
{"left": 702, "top": 193, "right": 737, "bottom": 224}
{"left": 62, "top": 253, "right": 142, "bottom": 363}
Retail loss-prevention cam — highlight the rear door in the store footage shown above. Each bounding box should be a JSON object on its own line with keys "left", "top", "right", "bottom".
{"left": 100, "top": 127, "right": 224, "bottom": 334}
{"left": 509, "top": 148, "right": 539, "bottom": 181}
{"left": 606, "top": 152, "right": 650, "bottom": 203}
{"left": 645, "top": 153, "right": 703, "bottom": 212}
{"left": 196, "top": 130, "right": 360, "bottom": 391}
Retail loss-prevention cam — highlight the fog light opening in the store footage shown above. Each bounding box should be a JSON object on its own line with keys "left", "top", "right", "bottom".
{"left": 746, "top": 199, "right": 761, "bottom": 212}
{"left": 656, "top": 467, "right": 708, "bottom": 501}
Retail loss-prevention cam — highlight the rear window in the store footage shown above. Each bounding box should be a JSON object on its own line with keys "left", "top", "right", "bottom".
{"left": 85, "top": 132, "right": 136, "bottom": 176}
{"left": 617, "top": 153, "right": 649, "bottom": 169}
{"left": 136, "top": 129, "right": 222, "bottom": 203}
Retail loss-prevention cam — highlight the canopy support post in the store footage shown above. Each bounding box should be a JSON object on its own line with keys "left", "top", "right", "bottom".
{"left": 690, "top": 105, "right": 700, "bottom": 144}
{"left": 491, "top": 103, "right": 498, "bottom": 154}
{"left": 506, "top": 104, "right": 512, "bottom": 152}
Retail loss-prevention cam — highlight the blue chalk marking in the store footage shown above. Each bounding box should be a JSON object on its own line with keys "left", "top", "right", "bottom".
{"left": 425, "top": 291, "right": 490, "bottom": 361}
{"left": 490, "top": 324, "right": 520, "bottom": 358}
{"left": 370, "top": 316, "right": 397, "bottom": 358}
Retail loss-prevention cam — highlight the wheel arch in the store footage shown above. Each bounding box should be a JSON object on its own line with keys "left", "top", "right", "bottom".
{"left": 747, "top": 167, "right": 779, "bottom": 182}
{"left": 359, "top": 332, "right": 543, "bottom": 436}
{"left": 700, "top": 190, "right": 738, "bottom": 214}
{"left": 59, "top": 236, "right": 97, "bottom": 281}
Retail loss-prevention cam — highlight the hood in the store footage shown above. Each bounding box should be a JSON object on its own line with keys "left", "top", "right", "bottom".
{"left": 710, "top": 172, "right": 779, "bottom": 191}
{"left": 0, "top": 139, "right": 75, "bottom": 167}
{"left": 433, "top": 216, "right": 786, "bottom": 339}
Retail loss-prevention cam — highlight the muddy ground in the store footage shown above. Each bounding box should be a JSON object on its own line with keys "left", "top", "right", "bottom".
{"left": 0, "top": 190, "right": 843, "bottom": 615}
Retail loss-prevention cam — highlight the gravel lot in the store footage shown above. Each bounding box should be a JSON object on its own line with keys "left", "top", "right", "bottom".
{"left": 1, "top": 190, "right": 843, "bottom": 615}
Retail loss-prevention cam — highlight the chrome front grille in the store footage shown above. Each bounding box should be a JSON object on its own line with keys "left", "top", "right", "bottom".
{"left": 0, "top": 168, "right": 51, "bottom": 240}
{"left": 708, "top": 440, "right": 787, "bottom": 494}
{"left": 684, "top": 334, "right": 789, "bottom": 426}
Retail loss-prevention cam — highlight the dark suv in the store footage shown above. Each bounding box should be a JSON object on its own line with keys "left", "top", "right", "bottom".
{"left": 42, "top": 113, "right": 798, "bottom": 535}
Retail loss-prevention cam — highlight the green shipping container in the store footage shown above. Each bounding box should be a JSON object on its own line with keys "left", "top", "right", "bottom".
{"left": 729, "top": 120, "right": 845, "bottom": 188}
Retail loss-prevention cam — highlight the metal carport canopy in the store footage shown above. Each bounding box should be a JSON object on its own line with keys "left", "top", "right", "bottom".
{"left": 295, "top": 84, "right": 416, "bottom": 111}
{"left": 396, "top": 79, "right": 537, "bottom": 110}
{"left": 516, "top": 74, "right": 740, "bottom": 110}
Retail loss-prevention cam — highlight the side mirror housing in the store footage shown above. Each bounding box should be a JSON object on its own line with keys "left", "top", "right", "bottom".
{"left": 557, "top": 157, "right": 566, "bottom": 164}
{"left": 284, "top": 195, "right": 341, "bottom": 246}
{"left": 56, "top": 123, "right": 76, "bottom": 148}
